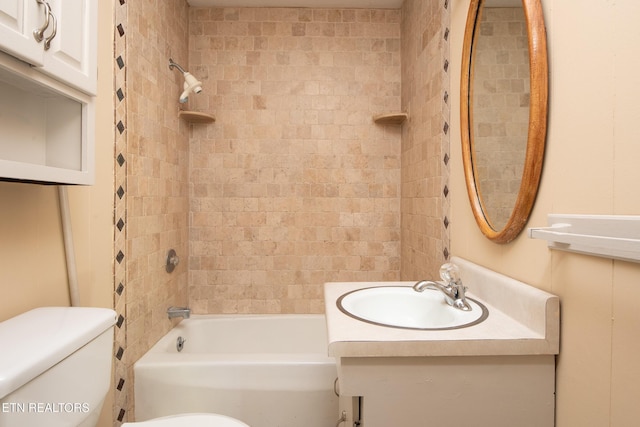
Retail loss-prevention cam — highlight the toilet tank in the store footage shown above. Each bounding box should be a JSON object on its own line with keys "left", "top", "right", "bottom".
{"left": 0, "top": 307, "right": 116, "bottom": 427}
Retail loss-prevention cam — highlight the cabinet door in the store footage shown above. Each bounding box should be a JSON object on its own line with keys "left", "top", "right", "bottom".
{"left": 0, "top": 0, "right": 44, "bottom": 66}
{"left": 40, "top": 0, "right": 97, "bottom": 95}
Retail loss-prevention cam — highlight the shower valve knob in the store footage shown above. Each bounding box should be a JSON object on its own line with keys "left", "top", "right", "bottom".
{"left": 166, "top": 249, "right": 179, "bottom": 273}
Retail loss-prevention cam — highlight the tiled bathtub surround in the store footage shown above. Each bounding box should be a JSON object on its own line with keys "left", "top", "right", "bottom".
{"left": 115, "top": 1, "right": 450, "bottom": 423}
{"left": 114, "top": 0, "right": 191, "bottom": 423}
{"left": 187, "top": 7, "right": 403, "bottom": 314}
{"left": 125, "top": 0, "right": 191, "bottom": 366}
{"left": 400, "top": 0, "right": 450, "bottom": 280}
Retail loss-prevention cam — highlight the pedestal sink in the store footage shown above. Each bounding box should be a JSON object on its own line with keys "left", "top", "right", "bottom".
{"left": 337, "top": 286, "right": 488, "bottom": 330}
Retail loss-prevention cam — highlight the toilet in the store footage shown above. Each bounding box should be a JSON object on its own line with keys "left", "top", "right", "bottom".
{"left": 0, "top": 307, "right": 248, "bottom": 427}
{"left": 122, "top": 413, "right": 248, "bottom": 426}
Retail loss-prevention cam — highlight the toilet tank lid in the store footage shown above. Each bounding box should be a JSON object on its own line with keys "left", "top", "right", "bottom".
{"left": 0, "top": 307, "right": 116, "bottom": 399}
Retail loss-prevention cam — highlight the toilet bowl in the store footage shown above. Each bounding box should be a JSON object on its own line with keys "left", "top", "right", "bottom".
{"left": 122, "top": 413, "right": 249, "bottom": 426}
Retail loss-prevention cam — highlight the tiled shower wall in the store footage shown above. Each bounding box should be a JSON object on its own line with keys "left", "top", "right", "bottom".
{"left": 124, "top": 0, "right": 191, "bottom": 364}
{"left": 400, "top": 0, "right": 450, "bottom": 279}
{"left": 113, "top": 0, "right": 449, "bottom": 423}
{"left": 187, "top": 7, "right": 403, "bottom": 314}
{"left": 113, "top": 0, "right": 191, "bottom": 423}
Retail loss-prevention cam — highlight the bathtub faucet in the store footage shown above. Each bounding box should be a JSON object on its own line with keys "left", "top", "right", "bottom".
{"left": 167, "top": 306, "right": 191, "bottom": 319}
{"left": 413, "top": 263, "right": 472, "bottom": 311}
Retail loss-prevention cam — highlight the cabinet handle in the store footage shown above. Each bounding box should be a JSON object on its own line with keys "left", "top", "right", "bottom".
{"left": 33, "top": 0, "right": 51, "bottom": 42}
{"left": 43, "top": 9, "right": 57, "bottom": 50}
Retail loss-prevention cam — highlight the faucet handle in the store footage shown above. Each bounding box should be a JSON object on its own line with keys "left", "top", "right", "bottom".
{"left": 166, "top": 249, "right": 180, "bottom": 273}
{"left": 439, "top": 263, "right": 460, "bottom": 284}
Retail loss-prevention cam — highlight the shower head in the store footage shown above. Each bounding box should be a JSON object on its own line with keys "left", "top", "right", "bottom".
{"left": 169, "top": 58, "right": 203, "bottom": 104}
{"left": 180, "top": 73, "right": 203, "bottom": 103}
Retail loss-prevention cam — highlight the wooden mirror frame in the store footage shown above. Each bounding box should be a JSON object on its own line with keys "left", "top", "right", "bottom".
{"left": 460, "top": 0, "right": 548, "bottom": 243}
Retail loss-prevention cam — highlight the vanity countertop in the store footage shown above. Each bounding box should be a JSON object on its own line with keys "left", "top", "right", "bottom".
{"left": 324, "top": 257, "right": 560, "bottom": 358}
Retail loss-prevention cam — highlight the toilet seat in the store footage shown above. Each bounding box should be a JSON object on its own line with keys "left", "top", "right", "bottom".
{"left": 121, "top": 413, "right": 250, "bottom": 426}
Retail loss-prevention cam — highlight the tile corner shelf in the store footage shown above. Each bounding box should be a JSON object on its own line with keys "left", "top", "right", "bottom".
{"left": 373, "top": 113, "right": 407, "bottom": 125}
{"left": 178, "top": 111, "right": 215, "bottom": 124}
{"left": 528, "top": 214, "right": 640, "bottom": 263}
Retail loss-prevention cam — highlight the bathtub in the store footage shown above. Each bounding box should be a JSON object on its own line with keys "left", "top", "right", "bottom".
{"left": 133, "top": 315, "right": 339, "bottom": 427}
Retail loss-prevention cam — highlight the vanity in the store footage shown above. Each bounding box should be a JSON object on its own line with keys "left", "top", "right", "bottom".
{"left": 324, "top": 257, "right": 559, "bottom": 427}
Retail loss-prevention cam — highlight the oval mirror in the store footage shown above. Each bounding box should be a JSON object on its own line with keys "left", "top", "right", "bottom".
{"left": 460, "top": 0, "right": 548, "bottom": 243}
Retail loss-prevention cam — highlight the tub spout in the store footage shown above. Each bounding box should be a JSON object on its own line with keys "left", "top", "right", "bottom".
{"left": 167, "top": 306, "right": 191, "bottom": 319}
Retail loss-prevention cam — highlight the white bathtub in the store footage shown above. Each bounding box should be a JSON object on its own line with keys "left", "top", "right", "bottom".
{"left": 134, "top": 315, "right": 339, "bottom": 427}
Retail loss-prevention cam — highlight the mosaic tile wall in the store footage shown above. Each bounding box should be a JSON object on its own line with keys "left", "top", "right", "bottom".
{"left": 187, "top": 7, "right": 403, "bottom": 314}
{"left": 113, "top": 0, "right": 191, "bottom": 424}
{"left": 113, "top": 1, "right": 127, "bottom": 424}
{"left": 400, "top": 0, "right": 451, "bottom": 280}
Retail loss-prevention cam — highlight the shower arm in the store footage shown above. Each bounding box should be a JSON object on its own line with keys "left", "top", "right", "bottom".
{"left": 169, "top": 58, "right": 187, "bottom": 74}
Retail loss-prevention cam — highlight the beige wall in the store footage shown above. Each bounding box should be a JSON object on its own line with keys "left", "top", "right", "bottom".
{"left": 187, "top": 7, "right": 402, "bottom": 314}
{"left": 0, "top": 0, "right": 115, "bottom": 425}
{"left": 0, "top": 6, "right": 114, "bottom": 320}
{"left": 451, "top": 1, "right": 640, "bottom": 425}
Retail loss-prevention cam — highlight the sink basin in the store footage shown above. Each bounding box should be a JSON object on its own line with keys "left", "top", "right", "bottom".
{"left": 337, "top": 286, "right": 488, "bottom": 330}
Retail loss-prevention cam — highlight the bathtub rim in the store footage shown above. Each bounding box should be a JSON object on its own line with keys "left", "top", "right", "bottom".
{"left": 136, "top": 313, "right": 335, "bottom": 362}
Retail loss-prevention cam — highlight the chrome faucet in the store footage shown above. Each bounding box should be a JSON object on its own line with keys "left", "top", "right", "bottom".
{"left": 167, "top": 306, "right": 191, "bottom": 319}
{"left": 413, "top": 263, "right": 472, "bottom": 311}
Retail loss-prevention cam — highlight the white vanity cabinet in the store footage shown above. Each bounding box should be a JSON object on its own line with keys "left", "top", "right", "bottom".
{"left": 324, "top": 257, "right": 561, "bottom": 427}
{"left": 0, "top": 0, "right": 97, "bottom": 95}
{"left": 0, "top": 0, "right": 96, "bottom": 185}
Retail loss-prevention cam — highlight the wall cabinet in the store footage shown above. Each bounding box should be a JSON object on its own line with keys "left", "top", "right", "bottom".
{"left": 0, "top": 0, "right": 96, "bottom": 185}
{"left": 0, "top": 54, "right": 94, "bottom": 185}
{"left": 0, "top": 0, "right": 97, "bottom": 95}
